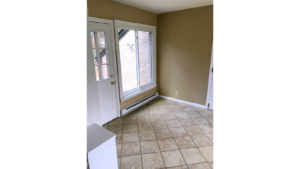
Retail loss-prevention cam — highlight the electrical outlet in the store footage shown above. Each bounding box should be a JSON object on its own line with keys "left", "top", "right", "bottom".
{"left": 175, "top": 91, "right": 178, "bottom": 96}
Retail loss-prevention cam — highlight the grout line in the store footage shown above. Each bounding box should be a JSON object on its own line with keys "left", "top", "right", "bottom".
{"left": 136, "top": 114, "right": 144, "bottom": 169}
{"left": 152, "top": 122, "right": 167, "bottom": 169}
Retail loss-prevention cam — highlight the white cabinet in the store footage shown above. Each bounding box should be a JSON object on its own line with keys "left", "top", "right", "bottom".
{"left": 87, "top": 124, "right": 118, "bottom": 169}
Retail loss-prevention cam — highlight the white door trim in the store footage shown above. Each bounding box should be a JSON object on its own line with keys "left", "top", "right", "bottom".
{"left": 88, "top": 17, "right": 121, "bottom": 117}
{"left": 206, "top": 44, "right": 213, "bottom": 109}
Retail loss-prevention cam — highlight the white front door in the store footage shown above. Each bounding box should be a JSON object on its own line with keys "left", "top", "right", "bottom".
{"left": 88, "top": 21, "right": 118, "bottom": 124}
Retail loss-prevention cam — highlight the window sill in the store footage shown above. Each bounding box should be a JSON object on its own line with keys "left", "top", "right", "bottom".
{"left": 120, "top": 85, "right": 157, "bottom": 102}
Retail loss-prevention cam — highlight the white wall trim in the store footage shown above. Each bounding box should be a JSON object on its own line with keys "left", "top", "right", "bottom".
{"left": 159, "top": 95, "right": 207, "bottom": 109}
{"left": 88, "top": 17, "right": 121, "bottom": 117}
{"left": 206, "top": 43, "right": 213, "bottom": 109}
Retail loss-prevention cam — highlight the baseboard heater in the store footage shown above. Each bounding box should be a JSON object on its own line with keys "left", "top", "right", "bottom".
{"left": 121, "top": 92, "right": 158, "bottom": 116}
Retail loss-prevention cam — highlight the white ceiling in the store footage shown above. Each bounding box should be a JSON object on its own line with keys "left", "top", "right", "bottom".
{"left": 113, "top": 0, "right": 213, "bottom": 14}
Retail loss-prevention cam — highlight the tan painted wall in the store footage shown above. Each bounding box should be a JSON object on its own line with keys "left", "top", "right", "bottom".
{"left": 157, "top": 5, "right": 213, "bottom": 105}
{"left": 87, "top": 0, "right": 158, "bottom": 109}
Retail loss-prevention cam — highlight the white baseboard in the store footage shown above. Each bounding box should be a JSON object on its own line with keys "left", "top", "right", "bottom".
{"left": 158, "top": 95, "right": 207, "bottom": 109}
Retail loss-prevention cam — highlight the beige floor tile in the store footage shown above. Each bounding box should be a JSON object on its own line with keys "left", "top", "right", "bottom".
{"left": 188, "top": 163, "right": 211, "bottom": 169}
{"left": 177, "top": 102, "right": 189, "bottom": 107}
{"left": 166, "top": 119, "right": 182, "bottom": 128}
{"left": 172, "top": 108, "right": 185, "bottom": 113}
{"left": 184, "top": 125, "right": 205, "bottom": 135}
{"left": 190, "top": 135, "right": 213, "bottom": 147}
{"left": 206, "top": 134, "right": 213, "bottom": 143}
{"left": 109, "top": 118, "right": 123, "bottom": 126}
{"left": 149, "top": 109, "right": 161, "bottom": 114}
{"left": 123, "top": 124, "right": 138, "bottom": 133}
{"left": 157, "top": 138, "right": 178, "bottom": 151}
{"left": 207, "top": 161, "right": 213, "bottom": 169}
{"left": 123, "top": 115, "right": 137, "bottom": 124}
{"left": 162, "top": 113, "right": 178, "bottom": 120}
{"left": 107, "top": 125, "right": 123, "bottom": 134}
{"left": 137, "top": 114, "right": 151, "bottom": 122}
{"left": 121, "top": 155, "right": 142, "bottom": 169}
{"left": 117, "top": 144, "right": 121, "bottom": 157}
{"left": 116, "top": 133, "right": 122, "bottom": 144}
{"left": 161, "top": 150, "right": 186, "bottom": 167}
{"left": 192, "top": 117, "right": 209, "bottom": 125}
{"left": 138, "top": 121, "right": 153, "bottom": 131}
{"left": 199, "top": 146, "right": 213, "bottom": 161}
{"left": 121, "top": 142, "right": 140, "bottom": 156}
{"left": 182, "top": 107, "right": 196, "bottom": 112}
{"left": 198, "top": 123, "right": 213, "bottom": 134}
{"left": 118, "top": 158, "right": 121, "bottom": 169}
{"left": 160, "top": 108, "right": 171, "bottom": 114}
{"left": 154, "top": 128, "right": 173, "bottom": 139}
{"left": 167, "top": 107, "right": 179, "bottom": 112}
{"left": 122, "top": 131, "right": 139, "bottom": 142}
{"left": 204, "top": 116, "right": 213, "bottom": 124}
{"left": 152, "top": 120, "right": 168, "bottom": 129}
{"left": 174, "top": 112, "right": 190, "bottom": 119}
{"left": 174, "top": 136, "right": 196, "bottom": 149}
{"left": 187, "top": 111, "right": 202, "bottom": 118}
{"left": 140, "top": 140, "right": 160, "bottom": 153}
{"left": 169, "top": 127, "right": 188, "bottom": 137}
{"left": 139, "top": 130, "right": 156, "bottom": 141}
{"left": 102, "top": 123, "right": 108, "bottom": 129}
{"left": 179, "top": 118, "right": 196, "bottom": 127}
{"left": 142, "top": 153, "right": 165, "bottom": 169}
{"left": 150, "top": 114, "right": 164, "bottom": 121}
{"left": 180, "top": 148, "right": 206, "bottom": 164}
{"left": 167, "top": 166, "right": 188, "bottom": 169}
{"left": 193, "top": 106, "right": 206, "bottom": 112}
{"left": 201, "top": 110, "right": 213, "bottom": 117}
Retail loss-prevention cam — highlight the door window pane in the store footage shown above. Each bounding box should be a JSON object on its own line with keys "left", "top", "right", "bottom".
{"left": 118, "top": 29, "right": 138, "bottom": 92}
{"left": 99, "top": 49, "right": 108, "bottom": 64}
{"left": 93, "top": 49, "right": 99, "bottom": 65}
{"left": 97, "top": 32, "right": 106, "bottom": 48}
{"left": 95, "top": 66, "right": 100, "bottom": 81}
{"left": 90, "top": 32, "right": 96, "bottom": 48}
{"left": 138, "top": 31, "right": 152, "bottom": 86}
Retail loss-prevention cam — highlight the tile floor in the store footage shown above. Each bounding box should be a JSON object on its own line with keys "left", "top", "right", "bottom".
{"left": 103, "top": 97, "right": 213, "bottom": 169}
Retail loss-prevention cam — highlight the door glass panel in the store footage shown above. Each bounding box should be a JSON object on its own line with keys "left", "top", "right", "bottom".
{"left": 118, "top": 29, "right": 138, "bottom": 92}
{"left": 97, "top": 32, "right": 106, "bottom": 48}
{"left": 99, "top": 49, "right": 108, "bottom": 64}
{"left": 93, "top": 49, "right": 99, "bottom": 65}
{"left": 90, "top": 32, "right": 96, "bottom": 48}
{"left": 95, "top": 66, "right": 100, "bottom": 81}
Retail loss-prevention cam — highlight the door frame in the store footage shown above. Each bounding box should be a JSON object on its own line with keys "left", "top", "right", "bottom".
{"left": 206, "top": 44, "right": 213, "bottom": 110}
{"left": 88, "top": 17, "right": 121, "bottom": 118}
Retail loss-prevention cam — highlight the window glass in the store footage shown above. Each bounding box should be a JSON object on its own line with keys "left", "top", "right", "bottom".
{"left": 138, "top": 31, "right": 152, "bottom": 87}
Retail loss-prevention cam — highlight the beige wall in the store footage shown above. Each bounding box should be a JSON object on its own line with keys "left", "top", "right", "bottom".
{"left": 87, "top": 0, "right": 158, "bottom": 109}
{"left": 157, "top": 5, "right": 213, "bottom": 105}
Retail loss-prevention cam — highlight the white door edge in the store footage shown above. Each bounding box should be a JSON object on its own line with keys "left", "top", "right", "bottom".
{"left": 206, "top": 43, "right": 213, "bottom": 110}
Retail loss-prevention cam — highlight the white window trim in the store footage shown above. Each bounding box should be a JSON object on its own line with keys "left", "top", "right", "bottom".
{"left": 114, "top": 20, "right": 157, "bottom": 102}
